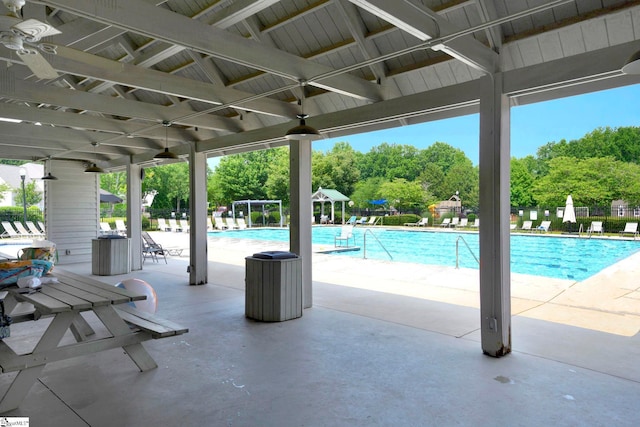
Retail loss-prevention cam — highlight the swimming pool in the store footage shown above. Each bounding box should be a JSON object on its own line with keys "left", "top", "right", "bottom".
{"left": 208, "top": 227, "right": 640, "bottom": 281}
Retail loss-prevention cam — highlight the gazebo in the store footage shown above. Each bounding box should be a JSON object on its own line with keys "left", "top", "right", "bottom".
{"left": 311, "top": 188, "right": 350, "bottom": 224}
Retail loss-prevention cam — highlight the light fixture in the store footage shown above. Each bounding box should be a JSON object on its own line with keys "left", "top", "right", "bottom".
{"left": 622, "top": 49, "right": 640, "bottom": 74}
{"left": 154, "top": 120, "right": 179, "bottom": 159}
{"left": 40, "top": 172, "right": 58, "bottom": 180}
{"left": 85, "top": 142, "right": 105, "bottom": 173}
{"left": 285, "top": 82, "right": 321, "bottom": 141}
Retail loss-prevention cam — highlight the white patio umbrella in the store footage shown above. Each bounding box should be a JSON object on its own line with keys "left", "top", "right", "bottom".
{"left": 563, "top": 195, "right": 576, "bottom": 232}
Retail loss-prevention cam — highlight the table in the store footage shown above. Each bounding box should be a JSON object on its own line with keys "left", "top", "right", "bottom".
{"left": 0, "top": 269, "right": 187, "bottom": 413}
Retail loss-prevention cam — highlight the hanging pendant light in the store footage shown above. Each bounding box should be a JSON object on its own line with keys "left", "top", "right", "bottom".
{"left": 154, "top": 120, "right": 179, "bottom": 159}
{"left": 285, "top": 82, "right": 321, "bottom": 141}
{"left": 622, "top": 49, "right": 640, "bottom": 74}
{"left": 40, "top": 172, "right": 58, "bottom": 180}
{"left": 85, "top": 142, "right": 105, "bottom": 173}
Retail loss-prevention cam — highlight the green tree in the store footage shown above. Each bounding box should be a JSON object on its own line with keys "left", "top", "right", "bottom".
{"left": 145, "top": 163, "right": 190, "bottom": 211}
{"left": 440, "top": 163, "right": 479, "bottom": 210}
{"left": 378, "top": 178, "right": 429, "bottom": 213}
{"left": 100, "top": 172, "right": 127, "bottom": 198}
{"left": 420, "top": 142, "right": 470, "bottom": 176}
{"left": 350, "top": 177, "right": 385, "bottom": 209}
{"left": 0, "top": 182, "right": 10, "bottom": 202}
{"left": 15, "top": 180, "right": 41, "bottom": 207}
{"left": 312, "top": 142, "right": 360, "bottom": 196}
{"left": 510, "top": 157, "right": 536, "bottom": 207}
{"left": 357, "top": 143, "right": 422, "bottom": 181}
{"left": 418, "top": 163, "right": 445, "bottom": 200}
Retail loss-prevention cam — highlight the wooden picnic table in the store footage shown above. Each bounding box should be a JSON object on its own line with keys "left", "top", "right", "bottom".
{"left": 0, "top": 269, "right": 188, "bottom": 412}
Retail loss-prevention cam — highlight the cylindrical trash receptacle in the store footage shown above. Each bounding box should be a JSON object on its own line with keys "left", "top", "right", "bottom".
{"left": 245, "top": 251, "right": 302, "bottom": 321}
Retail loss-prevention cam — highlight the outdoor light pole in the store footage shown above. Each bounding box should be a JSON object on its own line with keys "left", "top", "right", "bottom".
{"left": 456, "top": 190, "right": 460, "bottom": 216}
{"left": 18, "top": 167, "right": 27, "bottom": 223}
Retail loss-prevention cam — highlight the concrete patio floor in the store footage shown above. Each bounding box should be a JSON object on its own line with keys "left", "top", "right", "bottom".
{"left": 1, "top": 230, "right": 639, "bottom": 426}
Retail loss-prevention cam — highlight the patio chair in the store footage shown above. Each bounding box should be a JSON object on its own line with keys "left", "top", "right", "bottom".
{"left": 37, "top": 221, "right": 46, "bottom": 235}
{"left": 13, "top": 222, "right": 35, "bottom": 238}
{"left": 225, "top": 217, "right": 238, "bottom": 229}
{"left": 236, "top": 218, "right": 247, "bottom": 229}
{"left": 25, "top": 221, "right": 44, "bottom": 237}
{"left": 168, "top": 218, "right": 182, "bottom": 232}
{"left": 100, "top": 222, "right": 114, "bottom": 235}
{"left": 457, "top": 218, "right": 468, "bottom": 228}
{"left": 440, "top": 218, "right": 451, "bottom": 227}
{"left": 450, "top": 217, "right": 460, "bottom": 228}
{"left": 1, "top": 221, "right": 23, "bottom": 238}
{"left": 355, "top": 216, "right": 368, "bottom": 224}
{"left": 520, "top": 220, "right": 533, "bottom": 232}
{"left": 157, "top": 218, "right": 169, "bottom": 232}
{"left": 470, "top": 218, "right": 479, "bottom": 228}
{"left": 345, "top": 215, "right": 357, "bottom": 225}
{"left": 141, "top": 231, "right": 167, "bottom": 264}
{"left": 587, "top": 221, "right": 604, "bottom": 237}
{"left": 206, "top": 217, "right": 213, "bottom": 231}
{"left": 115, "top": 219, "right": 127, "bottom": 235}
{"left": 180, "top": 219, "right": 190, "bottom": 233}
{"left": 619, "top": 222, "right": 638, "bottom": 239}
{"left": 367, "top": 216, "right": 379, "bottom": 226}
{"left": 334, "top": 225, "right": 355, "bottom": 247}
{"left": 213, "top": 216, "right": 228, "bottom": 230}
{"left": 537, "top": 220, "right": 551, "bottom": 233}
{"left": 405, "top": 217, "right": 427, "bottom": 227}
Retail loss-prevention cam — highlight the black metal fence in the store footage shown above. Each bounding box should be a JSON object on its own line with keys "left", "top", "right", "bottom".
{"left": 510, "top": 205, "right": 640, "bottom": 234}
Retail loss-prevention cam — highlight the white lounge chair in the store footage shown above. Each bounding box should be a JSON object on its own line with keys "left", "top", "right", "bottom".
{"left": 457, "top": 218, "right": 468, "bottom": 228}
{"left": 470, "top": 218, "right": 479, "bottom": 228}
{"left": 206, "top": 217, "right": 214, "bottom": 231}
{"left": 2, "top": 221, "right": 24, "bottom": 238}
{"left": 450, "top": 217, "right": 460, "bottom": 228}
{"left": 180, "top": 219, "right": 190, "bottom": 233}
{"left": 520, "top": 220, "right": 533, "bottom": 232}
{"left": 25, "top": 221, "right": 44, "bottom": 237}
{"left": 157, "top": 218, "right": 169, "bottom": 231}
{"left": 537, "top": 220, "right": 551, "bottom": 233}
{"left": 13, "top": 222, "right": 35, "bottom": 238}
{"left": 100, "top": 222, "right": 114, "bottom": 235}
{"left": 115, "top": 219, "right": 127, "bottom": 235}
{"left": 356, "top": 216, "right": 368, "bottom": 224}
{"left": 620, "top": 222, "right": 638, "bottom": 239}
{"left": 225, "top": 217, "right": 238, "bottom": 229}
{"left": 236, "top": 218, "right": 247, "bottom": 229}
{"left": 405, "top": 217, "right": 428, "bottom": 227}
{"left": 168, "top": 218, "right": 182, "bottom": 232}
{"left": 335, "top": 225, "right": 355, "bottom": 247}
{"left": 440, "top": 218, "right": 451, "bottom": 227}
{"left": 587, "top": 221, "right": 603, "bottom": 237}
{"left": 37, "top": 221, "right": 46, "bottom": 235}
{"left": 213, "top": 216, "right": 227, "bottom": 230}
{"left": 367, "top": 216, "right": 379, "bottom": 226}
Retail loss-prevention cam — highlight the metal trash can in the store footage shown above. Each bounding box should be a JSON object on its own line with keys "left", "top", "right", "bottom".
{"left": 245, "top": 251, "right": 302, "bottom": 321}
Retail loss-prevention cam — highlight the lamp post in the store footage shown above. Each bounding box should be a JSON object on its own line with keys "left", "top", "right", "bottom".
{"left": 18, "top": 167, "right": 27, "bottom": 223}
{"left": 455, "top": 190, "right": 460, "bottom": 216}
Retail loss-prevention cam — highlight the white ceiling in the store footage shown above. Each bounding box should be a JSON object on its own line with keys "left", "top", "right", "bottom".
{"left": 0, "top": 0, "right": 638, "bottom": 169}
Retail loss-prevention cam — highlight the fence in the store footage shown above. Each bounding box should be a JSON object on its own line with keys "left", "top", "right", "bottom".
{"left": 511, "top": 205, "right": 639, "bottom": 234}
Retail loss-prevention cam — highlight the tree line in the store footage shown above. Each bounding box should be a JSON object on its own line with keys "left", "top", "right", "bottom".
{"left": 92, "top": 125, "right": 640, "bottom": 215}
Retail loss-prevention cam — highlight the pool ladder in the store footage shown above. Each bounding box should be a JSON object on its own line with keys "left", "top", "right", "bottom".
{"left": 363, "top": 229, "right": 393, "bottom": 260}
{"left": 455, "top": 235, "right": 479, "bottom": 268}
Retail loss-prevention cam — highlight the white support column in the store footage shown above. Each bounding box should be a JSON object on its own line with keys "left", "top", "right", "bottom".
{"left": 290, "top": 140, "right": 313, "bottom": 308}
{"left": 478, "top": 73, "right": 511, "bottom": 357}
{"left": 189, "top": 147, "right": 208, "bottom": 285}
{"left": 126, "top": 163, "right": 143, "bottom": 271}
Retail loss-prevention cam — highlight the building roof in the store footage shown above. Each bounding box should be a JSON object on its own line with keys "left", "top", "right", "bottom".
{"left": 312, "top": 188, "right": 350, "bottom": 203}
{"left": 0, "top": 1, "right": 638, "bottom": 167}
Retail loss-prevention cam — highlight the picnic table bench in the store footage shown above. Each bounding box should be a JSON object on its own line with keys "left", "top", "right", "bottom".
{"left": 0, "top": 269, "right": 188, "bottom": 412}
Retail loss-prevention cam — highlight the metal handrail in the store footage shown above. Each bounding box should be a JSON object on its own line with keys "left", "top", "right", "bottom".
{"left": 455, "top": 235, "right": 479, "bottom": 268}
{"left": 363, "top": 229, "right": 393, "bottom": 260}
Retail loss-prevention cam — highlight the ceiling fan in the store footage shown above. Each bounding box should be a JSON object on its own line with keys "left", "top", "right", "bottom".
{"left": 0, "top": 0, "right": 60, "bottom": 79}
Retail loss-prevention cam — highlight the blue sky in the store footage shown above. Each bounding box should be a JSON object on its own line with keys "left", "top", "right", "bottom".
{"left": 311, "top": 84, "right": 640, "bottom": 165}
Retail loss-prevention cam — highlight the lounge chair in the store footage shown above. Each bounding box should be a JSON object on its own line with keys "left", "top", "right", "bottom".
{"left": 213, "top": 216, "right": 227, "bottom": 230}
{"left": 37, "top": 221, "right": 46, "bottom": 235}
{"left": 225, "top": 217, "right": 238, "bottom": 229}
{"left": 13, "top": 222, "right": 35, "bottom": 238}
{"left": 236, "top": 218, "right": 247, "bottom": 229}
{"left": 470, "top": 218, "right": 479, "bottom": 228}
{"left": 355, "top": 216, "right": 368, "bottom": 225}
{"left": 180, "top": 219, "right": 190, "bottom": 233}
{"left": 440, "top": 218, "right": 451, "bottom": 227}
{"left": 320, "top": 214, "right": 330, "bottom": 224}
{"left": 457, "top": 218, "right": 468, "bottom": 228}
{"left": 100, "top": 222, "right": 114, "bottom": 235}
{"left": 25, "top": 221, "right": 44, "bottom": 237}
{"left": 619, "top": 222, "right": 638, "bottom": 239}
{"left": 141, "top": 231, "right": 167, "bottom": 264}
{"left": 115, "top": 219, "right": 127, "bottom": 235}
{"left": 405, "top": 217, "right": 428, "bottom": 227}
{"left": 334, "top": 225, "right": 355, "bottom": 247}
{"left": 537, "top": 220, "right": 551, "bottom": 233}
{"left": 450, "top": 217, "right": 460, "bottom": 228}
{"left": 587, "top": 221, "right": 603, "bottom": 237}
{"left": 345, "top": 215, "right": 357, "bottom": 225}
{"left": 1, "top": 221, "right": 23, "bottom": 239}
{"left": 168, "top": 218, "right": 182, "bottom": 232}
{"left": 367, "top": 216, "right": 379, "bottom": 226}
{"left": 157, "top": 218, "right": 169, "bottom": 232}
{"left": 206, "top": 217, "right": 213, "bottom": 231}
{"left": 520, "top": 220, "right": 533, "bottom": 232}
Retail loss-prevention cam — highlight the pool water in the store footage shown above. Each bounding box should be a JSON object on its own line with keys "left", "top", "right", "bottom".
{"left": 209, "top": 227, "right": 640, "bottom": 281}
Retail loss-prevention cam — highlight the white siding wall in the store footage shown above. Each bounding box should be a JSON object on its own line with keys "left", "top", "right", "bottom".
{"left": 46, "top": 160, "right": 99, "bottom": 265}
